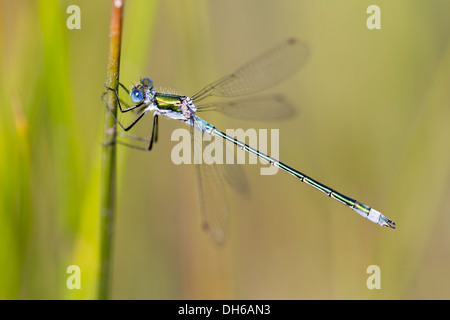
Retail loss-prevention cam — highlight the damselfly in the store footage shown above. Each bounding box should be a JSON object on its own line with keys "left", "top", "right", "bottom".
{"left": 102, "top": 38, "right": 396, "bottom": 244}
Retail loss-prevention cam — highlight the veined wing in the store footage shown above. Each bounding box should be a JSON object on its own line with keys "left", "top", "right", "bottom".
{"left": 191, "top": 38, "right": 308, "bottom": 102}
{"left": 196, "top": 94, "right": 295, "bottom": 121}
{"left": 192, "top": 122, "right": 229, "bottom": 245}
{"left": 191, "top": 118, "right": 250, "bottom": 245}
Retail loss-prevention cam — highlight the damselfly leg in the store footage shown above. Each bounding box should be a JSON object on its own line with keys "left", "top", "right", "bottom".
{"left": 102, "top": 84, "right": 158, "bottom": 150}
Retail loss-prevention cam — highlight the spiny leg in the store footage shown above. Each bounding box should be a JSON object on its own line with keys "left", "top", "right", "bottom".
{"left": 101, "top": 90, "right": 149, "bottom": 132}
{"left": 113, "top": 114, "right": 158, "bottom": 151}
{"left": 103, "top": 84, "right": 143, "bottom": 113}
{"left": 148, "top": 114, "right": 159, "bottom": 151}
{"left": 118, "top": 82, "right": 130, "bottom": 95}
{"left": 154, "top": 114, "right": 159, "bottom": 143}
{"left": 114, "top": 132, "right": 151, "bottom": 151}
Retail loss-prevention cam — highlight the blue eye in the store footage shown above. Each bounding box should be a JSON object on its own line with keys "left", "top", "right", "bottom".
{"left": 141, "top": 78, "right": 153, "bottom": 89}
{"left": 130, "top": 88, "right": 144, "bottom": 104}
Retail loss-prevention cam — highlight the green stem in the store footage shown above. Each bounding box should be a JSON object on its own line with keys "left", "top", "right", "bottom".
{"left": 98, "top": 0, "right": 124, "bottom": 300}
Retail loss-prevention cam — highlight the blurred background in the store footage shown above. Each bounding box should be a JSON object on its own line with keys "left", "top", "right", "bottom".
{"left": 1, "top": 0, "right": 449, "bottom": 299}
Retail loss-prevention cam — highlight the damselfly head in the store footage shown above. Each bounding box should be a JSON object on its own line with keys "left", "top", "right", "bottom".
{"left": 130, "top": 85, "right": 145, "bottom": 104}
{"left": 140, "top": 77, "right": 153, "bottom": 89}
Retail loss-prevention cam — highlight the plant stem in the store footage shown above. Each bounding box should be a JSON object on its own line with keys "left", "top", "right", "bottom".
{"left": 98, "top": 0, "right": 124, "bottom": 300}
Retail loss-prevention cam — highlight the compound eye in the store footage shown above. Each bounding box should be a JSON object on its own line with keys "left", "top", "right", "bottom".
{"left": 141, "top": 78, "right": 153, "bottom": 89}
{"left": 130, "top": 88, "right": 144, "bottom": 104}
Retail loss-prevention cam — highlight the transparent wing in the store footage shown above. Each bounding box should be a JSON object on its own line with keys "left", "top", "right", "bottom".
{"left": 195, "top": 161, "right": 230, "bottom": 245}
{"left": 219, "top": 153, "right": 250, "bottom": 195}
{"left": 192, "top": 125, "right": 229, "bottom": 245}
{"left": 191, "top": 38, "right": 308, "bottom": 102}
{"left": 191, "top": 122, "right": 250, "bottom": 244}
{"left": 196, "top": 95, "right": 295, "bottom": 121}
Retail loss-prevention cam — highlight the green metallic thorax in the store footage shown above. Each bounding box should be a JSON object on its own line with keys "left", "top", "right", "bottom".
{"left": 154, "top": 92, "right": 184, "bottom": 112}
